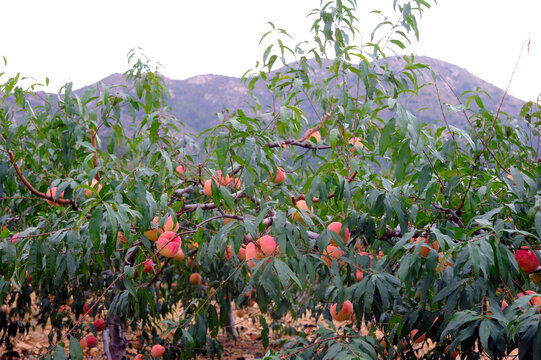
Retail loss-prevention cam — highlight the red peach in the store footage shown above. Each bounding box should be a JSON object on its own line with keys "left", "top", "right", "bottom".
{"left": 189, "top": 273, "right": 202, "bottom": 285}
{"left": 303, "top": 129, "right": 321, "bottom": 143}
{"left": 330, "top": 300, "right": 354, "bottom": 321}
{"left": 151, "top": 344, "right": 165, "bottom": 358}
{"left": 84, "top": 178, "right": 102, "bottom": 197}
{"left": 85, "top": 335, "right": 97, "bottom": 348}
{"left": 268, "top": 167, "right": 286, "bottom": 184}
{"left": 174, "top": 247, "right": 185, "bottom": 262}
{"left": 45, "top": 186, "right": 64, "bottom": 206}
{"left": 93, "top": 318, "right": 106, "bottom": 331}
{"left": 323, "top": 245, "right": 344, "bottom": 267}
{"left": 142, "top": 259, "right": 154, "bottom": 273}
{"left": 176, "top": 165, "right": 185, "bottom": 174}
{"left": 515, "top": 248, "right": 540, "bottom": 273}
{"left": 327, "top": 222, "right": 350, "bottom": 245}
{"left": 291, "top": 200, "right": 312, "bottom": 222}
{"left": 156, "top": 232, "right": 181, "bottom": 258}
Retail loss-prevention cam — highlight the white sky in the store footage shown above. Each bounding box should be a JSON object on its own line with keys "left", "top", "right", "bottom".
{"left": 1, "top": 0, "right": 540, "bottom": 101}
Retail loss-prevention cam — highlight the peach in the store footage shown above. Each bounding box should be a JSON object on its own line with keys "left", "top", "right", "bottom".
{"left": 257, "top": 235, "right": 279, "bottom": 256}
{"left": 93, "top": 318, "right": 106, "bottom": 331}
{"left": 268, "top": 167, "right": 286, "bottom": 184}
{"left": 224, "top": 245, "right": 233, "bottom": 260}
{"left": 156, "top": 232, "right": 181, "bottom": 258}
{"left": 176, "top": 165, "right": 185, "bottom": 174}
{"left": 304, "top": 129, "right": 321, "bottom": 143}
{"left": 134, "top": 355, "right": 144, "bottom": 360}
{"left": 203, "top": 178, "right": 220, "bottom": 196}
{"left": 161, "top": 215, "right": 179, "bottom": 233}
{"left": 85, "top": 334, "right": 97, "bottom": 348}
{"left": 246, "top": 236, "right": 279, "bottom": 267}
{"left": 355, "top": 269, "right": 364, "bottom": 281}
{"left": 323, "top": 245, "right": 344, "bottom": 267}
{"left": 327, "top": 222, "right": 350, "bottom": 245}
{"left": 151, "top": 344, "right": 165, "bottom": 358}
{"left": 445, "top": 345, "right": 459, "bottom": 359}
{"left": 412, "top": 236, "right": 439, "bottom": 257}
{"left": 291, "top": 200, "right": 312, "bottom": 222}
{"left": 348, "top": 137, "right": 364, "bottom": 152}
{"left": 174, "top": 247, "right": 185, "bottom": 262}
{"left": 189, "top": 273, "right": 202, "bottom": 285}
{"left": 84, "top": 178, "right": 102, "bottom": 197}
{"left": 45, "top": 186, "right": 64, "bottom": 206}
{"left": 437, "top": 254, "right": 453, "bottom": 273}
{"left": 10, "top": 232, "right": 19, "bottom": 244}
{"left": 515, "top": 248, "right": 540, "bottom": 273}
{"left": 518, "top": 290, "right": 541, "bottom": 307}
{"left": 238, "top": 245, "right": 247, "bottom": 260}
{"left": 117, "top": 231, "right": 126, "bottom": 246}
{"left": 145, "top": 215, "right": 178, "bottom": 241}
{"left": 330, "top": 300, "right": 354, "bottom": 321}
{"left": 142, "top": 259, "right": 154, "bottom": 273}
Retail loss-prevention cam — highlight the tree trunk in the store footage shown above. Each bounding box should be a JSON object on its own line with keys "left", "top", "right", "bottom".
{"left": 103, "top": 315, "right": 127, "bottom": 360}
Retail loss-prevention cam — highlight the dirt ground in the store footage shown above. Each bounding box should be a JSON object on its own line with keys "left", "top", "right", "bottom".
{"left": 0, "top": 303, "right": 514, "bottom": 360}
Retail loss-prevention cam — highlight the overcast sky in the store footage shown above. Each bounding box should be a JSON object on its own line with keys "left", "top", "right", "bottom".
{"left": 1, "top": 0, "right": 540, "bottom": 101}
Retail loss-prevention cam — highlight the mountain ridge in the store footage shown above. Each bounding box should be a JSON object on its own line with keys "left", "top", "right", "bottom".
{"left": 27, "top": 56, "right": 527, "bottom": 135}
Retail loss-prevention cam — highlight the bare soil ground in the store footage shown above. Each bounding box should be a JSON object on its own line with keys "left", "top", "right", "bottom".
{"left": 0, "top": 303, "right": 515, "bottom": 359}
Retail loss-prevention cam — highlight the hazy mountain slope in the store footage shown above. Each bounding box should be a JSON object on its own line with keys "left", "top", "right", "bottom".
{"left": 16, "top": 56, "right": 526, "bottom": 135}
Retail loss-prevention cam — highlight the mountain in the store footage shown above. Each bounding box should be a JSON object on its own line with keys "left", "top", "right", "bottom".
{"left": 18, "top": 56, "right": 526, "bottom": 135}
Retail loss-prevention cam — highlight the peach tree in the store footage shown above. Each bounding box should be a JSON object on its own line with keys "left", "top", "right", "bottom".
{"left": 1, "top": 1, "right": 541, "bottom": 359}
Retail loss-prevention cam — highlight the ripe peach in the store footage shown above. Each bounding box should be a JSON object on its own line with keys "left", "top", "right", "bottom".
{"left": 134, "top": 355, "right": 144, "bottom": 360}
{"left": 330, "top": 300, "right": 354, "bottom": 321}
{"left": 85, "top": 334, "right": 98, "bottom": 348}
{"left": 224, "top": 245, "right": 233, "bottom": 260}
{"left": 161, "top": 215, "right": 179, "bottom": 233}
{"left": 189, "top": 273, "right": 202, "bottom": 285}
{"left": 245, "top": 236, "right": 279, "bottom": 267}
{"left": 514, "top": 248, "right": 540, "bottom": 273}
{"left": 151, "top": 344, "right": 165, "bottom": 358}
{"left": 412, "top": 236, "right": 439, "bottom": 257}
{"left": 355, "top": 269, "right": 364, "bottom": 281}
{"left": 84, "top": 178, "right": 102, "bottom": 197}
{"left": 291, "top": 200, "right": 312, "bottom": 222}
{"left": 93, "top": 318, "right": 106, "bottom": 331}
{"left": 142, "top": 259, "right": 154, "bottom": 273}
{"left": 186, "top": 256, "right": 197, "bottom": 268}
{"left": 518, "top": 290, "right": 541, "bottom": 307}
{"left": 348, "top": 137, "right": 364, "bottom": 152}
{"left": 436, "top": 253, "right": 453, "bottom": 273}
{"left": 156, "top": 232, "right": 181, "bottom": 258}
{"left": 268, "top": 167, "right": 286, "bottom": 184}
{"left": 174, "top": 247, "right": 185, "bottom": 262}
{"left": 145, "top": 215, "right": 178, "bottom": 241}
{"left": 45, "top": 186, "right": 64, "bottom": 206}
{"left": 117, "top": 231, "right": 126, "bottom": 246}
{"left": 409, "top": 329, "right": 425, "bottom": 344}
{"left": 323, "top": 245, "right": 344, "bottom": 267}
{"left": 203, "top": 178, "right": 220, "bottom": 196}
{"left": 327, "top": 222, "right": 350, "bottom": 245}
{"left": 238, "top": 245, "right": 247, "bottom": 260}
{"left": 304, "top": 129, "right": 321, "bottom": 143}
{"left": 176, "top": 165, "right": 185, "bottom": 174}
{"left": 445, "top": 345, "right": 459, "bottom": 359}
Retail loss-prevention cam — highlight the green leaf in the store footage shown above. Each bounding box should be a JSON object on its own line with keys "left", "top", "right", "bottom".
{"left": 273, "top": 259, "right": 302, "bottom": 288}
{"left": 379, "top": 118, "right": 395, "bottom": 155}
{"left": 69, "top": 336, "right": 84, "bottom": 360}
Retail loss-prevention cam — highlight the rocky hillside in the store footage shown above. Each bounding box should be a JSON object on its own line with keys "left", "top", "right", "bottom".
{"left": 20, "top": 56, "right": 526, "bottom": 135}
